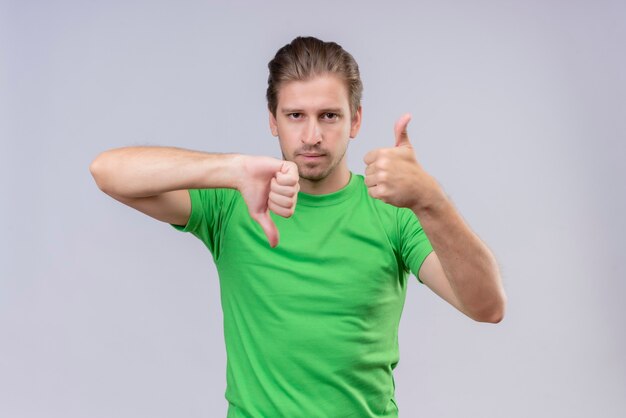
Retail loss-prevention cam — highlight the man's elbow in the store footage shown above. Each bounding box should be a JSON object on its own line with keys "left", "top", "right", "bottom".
{"left": 471, "top": 294, "right": 507, "bottom": 324}
{"left": 480, "top": 307, "right": 505, "bottom": 324}
{"left": 89, "top": 152, "right": 115, "bottom": 195}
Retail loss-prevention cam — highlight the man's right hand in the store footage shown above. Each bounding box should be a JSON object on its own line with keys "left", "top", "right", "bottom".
{"left": 236, "top": 156, "right": 300, "bottom": 248}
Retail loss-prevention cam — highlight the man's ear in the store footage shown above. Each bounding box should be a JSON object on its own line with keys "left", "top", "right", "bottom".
{"left": 269, "top": 110, "right": 278, "bottom": 137}
{"left": 350, "top": 106, "right": 362, "bottom": 138}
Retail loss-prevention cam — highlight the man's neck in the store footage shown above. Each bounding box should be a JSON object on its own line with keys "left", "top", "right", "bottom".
{"left": 299, "top": 166, "right": 351, "bottom": 195}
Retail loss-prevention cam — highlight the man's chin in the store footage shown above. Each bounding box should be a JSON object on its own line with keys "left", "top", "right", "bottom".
{"left": 284, "top": 154, "right": 336, "bottom": 182}
{"left": 297, "top": 165, "right": 331, "bottom": 182}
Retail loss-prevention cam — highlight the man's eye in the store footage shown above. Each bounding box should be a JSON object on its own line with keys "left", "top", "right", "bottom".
{"left": 288, "top": 113, "right": 302, "bottom": 119}
{"left": 322, "top": 112, "right": 338, "bottom": 120}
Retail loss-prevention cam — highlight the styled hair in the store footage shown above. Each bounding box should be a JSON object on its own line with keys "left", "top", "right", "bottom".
{"left": 266, "top": 36, "right": 363, "bottom": 119}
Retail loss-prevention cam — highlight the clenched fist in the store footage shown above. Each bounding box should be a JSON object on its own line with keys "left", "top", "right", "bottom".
{"left": 236, "top": 156, "right": 300, "bottom": 248}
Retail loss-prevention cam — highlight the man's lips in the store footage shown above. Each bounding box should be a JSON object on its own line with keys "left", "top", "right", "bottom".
{"left": 299, "top": 153, "right": 326, "bottom": 157}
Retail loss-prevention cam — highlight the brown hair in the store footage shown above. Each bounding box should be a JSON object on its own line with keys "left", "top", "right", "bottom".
{"left": 266, "top": 36, "right": 363, "bottom": 119}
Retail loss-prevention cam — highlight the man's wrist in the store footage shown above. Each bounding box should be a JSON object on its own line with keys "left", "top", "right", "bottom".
{"left": 199, "top": 152, "right": 245, "bottom": 190}
{"left": 410, "top": 177, "right": 448, "bottom": 217}
{"left": 227, "top": 153, "right": 248, "bottom": 191}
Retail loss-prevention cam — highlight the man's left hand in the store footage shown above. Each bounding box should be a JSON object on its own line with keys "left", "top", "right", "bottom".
{"left": 363, "top": 113, "right": 442, "bottom": 211}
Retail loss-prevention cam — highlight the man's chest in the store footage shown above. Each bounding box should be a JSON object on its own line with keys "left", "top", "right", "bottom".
{"left": 216, "top": 205, "right": 405, "bottom": 317}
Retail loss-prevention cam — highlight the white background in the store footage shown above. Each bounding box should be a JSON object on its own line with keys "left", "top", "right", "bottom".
{"left": 1, "top": 0, "right": 625, "bottom": 416}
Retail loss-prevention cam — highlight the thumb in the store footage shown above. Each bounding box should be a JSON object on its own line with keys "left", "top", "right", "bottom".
{"left": 394, "top": 113, "right": 412, "bottom": 148}
{"left": 253, "top": 210, "right": 279, "bottom": 248}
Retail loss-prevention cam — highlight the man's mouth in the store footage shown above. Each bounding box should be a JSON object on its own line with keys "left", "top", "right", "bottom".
{"left": 299, "top": 153, "right": 326, "bottom": 163}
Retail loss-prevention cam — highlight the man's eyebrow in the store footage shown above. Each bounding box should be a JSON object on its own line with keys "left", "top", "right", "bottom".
{"left": 281, "top": 108, "right": 343, "bottom": 113}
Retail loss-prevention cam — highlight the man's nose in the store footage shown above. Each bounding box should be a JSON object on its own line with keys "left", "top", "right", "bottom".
{"left": 301, "top": 120, "right": 322, "bottom": 145}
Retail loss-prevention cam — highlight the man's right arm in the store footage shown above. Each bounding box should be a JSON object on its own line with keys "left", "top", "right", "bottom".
{"left": 89, "top": 146, "right": 244, "bottom": 226}
{"left": 89, "top": 146, "right": 299, "bottom": 247}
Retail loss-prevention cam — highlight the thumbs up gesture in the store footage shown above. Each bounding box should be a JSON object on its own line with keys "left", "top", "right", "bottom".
{"left": 363, "top": 113, "right": 439, "bottom": 210}
{"left": 237, "top": 156, "right": 299, "bottom": 248}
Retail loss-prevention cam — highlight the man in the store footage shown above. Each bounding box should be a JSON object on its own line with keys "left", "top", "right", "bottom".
{"left": 90, "top": 36, "right": 506, "bottom": 417}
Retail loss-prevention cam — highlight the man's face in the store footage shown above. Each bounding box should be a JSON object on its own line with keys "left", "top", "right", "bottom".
{"left": 269, "top": 74, "right": 362, "bottom": 182}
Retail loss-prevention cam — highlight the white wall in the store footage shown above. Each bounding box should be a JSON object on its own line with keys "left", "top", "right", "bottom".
{"left": 1, "top": 0, "right": 624, "bottom": 416}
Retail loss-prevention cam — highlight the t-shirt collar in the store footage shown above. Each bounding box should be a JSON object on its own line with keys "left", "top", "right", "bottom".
{"left": 296, "top": 171, "right": 358, "bottom": 207}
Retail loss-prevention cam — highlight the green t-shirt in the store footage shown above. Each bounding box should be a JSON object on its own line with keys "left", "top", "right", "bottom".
{"left": 171, "top": 172, "right": 433, "bottom": 417}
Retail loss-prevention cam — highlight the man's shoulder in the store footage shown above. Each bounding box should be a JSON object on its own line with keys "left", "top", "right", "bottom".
{"left": 191, "top": 187, "right": 245, "bottom": 218}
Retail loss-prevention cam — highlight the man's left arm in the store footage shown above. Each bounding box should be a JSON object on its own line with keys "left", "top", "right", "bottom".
{"left": 414, "top": 194, "right": 506, "bottom": 323}
{"left": 363, "top": 114, "right": 506, "bottom": 323}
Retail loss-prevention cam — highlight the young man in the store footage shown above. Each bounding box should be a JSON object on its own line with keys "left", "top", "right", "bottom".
{"left": 90, "top": 36, "right": 506, "bottom": 417}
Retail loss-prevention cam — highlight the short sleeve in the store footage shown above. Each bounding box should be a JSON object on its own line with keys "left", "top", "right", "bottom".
{"left": 170, "top": 188, "right": 238, "bottom": 257}
{"left": 397, "top": 207, "right": 434, "bottom": 284}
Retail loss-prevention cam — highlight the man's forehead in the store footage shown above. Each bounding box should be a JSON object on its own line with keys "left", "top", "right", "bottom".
{"left": 277, "top": 75, "right": 350, "bottom": 112}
